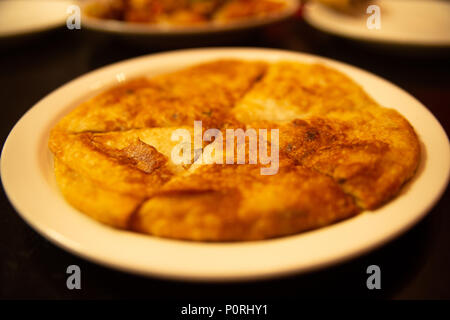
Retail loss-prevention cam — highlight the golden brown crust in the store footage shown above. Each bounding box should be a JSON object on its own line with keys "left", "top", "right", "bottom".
{"left": 232, "top": 62, "right": 377, "bottom": 124}
{"left": 54, "top": 60, "right": 267, "bottom": 133}
{"left": 49, "top": 130, "right": 173, "bottom": 198}
{"left": 133, "top": 164, "right": 359, "bottom": 241}
{"left": 277, "top": 113, "right": 420, "bottom": 209}
{"left": 54, "top": 158, "right": 143, "bottom": 228}
{"left": 49, "top": 59, "right": 421, "bottom": 241}
{"left": 234, "top": 61, "right": 420, "bottom": 209}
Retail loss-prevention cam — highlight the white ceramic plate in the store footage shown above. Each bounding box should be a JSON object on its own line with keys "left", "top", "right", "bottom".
{"left": 0, "top": 0, "right": 73, "bottom": 38}
{"left": 80, "top": 0, "right": 300, "bottom": 36}
{"left": 304, "top": 0, "right": 450, "bottom": 47}
{"left": 1, "top": 48, "right": 449, "bottom": 281}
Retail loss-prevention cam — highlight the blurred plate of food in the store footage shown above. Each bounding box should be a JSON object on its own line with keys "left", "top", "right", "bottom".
{"left": 0, "top": 0, "right": 73, "bottom": 39}
{"left": 80, "top": 0, "right": 300, "bottom": 36}
{"left": 304, "top": 0, "right": 450, "bottom": 47}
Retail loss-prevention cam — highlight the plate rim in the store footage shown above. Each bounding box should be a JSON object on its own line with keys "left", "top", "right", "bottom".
{"left": 304, "top": 0, "right": 450, "bottom": 48}
{"left": 0, "top": 0, "right": 73, "bottom": 39}
{"left": 1, "top": 47, "right": 449, "bottom": 281}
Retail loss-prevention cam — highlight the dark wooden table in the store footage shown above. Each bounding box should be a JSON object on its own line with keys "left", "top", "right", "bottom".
{"left": 1, "top": 18, "right": 449, "bottom": 300}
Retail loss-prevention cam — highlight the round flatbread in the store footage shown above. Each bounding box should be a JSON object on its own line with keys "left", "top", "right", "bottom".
{"left": 49, "top": 59, "right": 420, "bottom": 241}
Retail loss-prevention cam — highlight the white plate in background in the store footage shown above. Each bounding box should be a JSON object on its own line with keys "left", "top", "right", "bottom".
{"left": 80, "top": 0, "right": 300, "bottom": 36}
{"left": 0, "top": 0, "right": 73, "bottom": 38}
{"left": 304, "top": 0, "right": 450, "bottom": 47}
{"left": 1, "top": 48, "right": 449, "bottom": 281}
